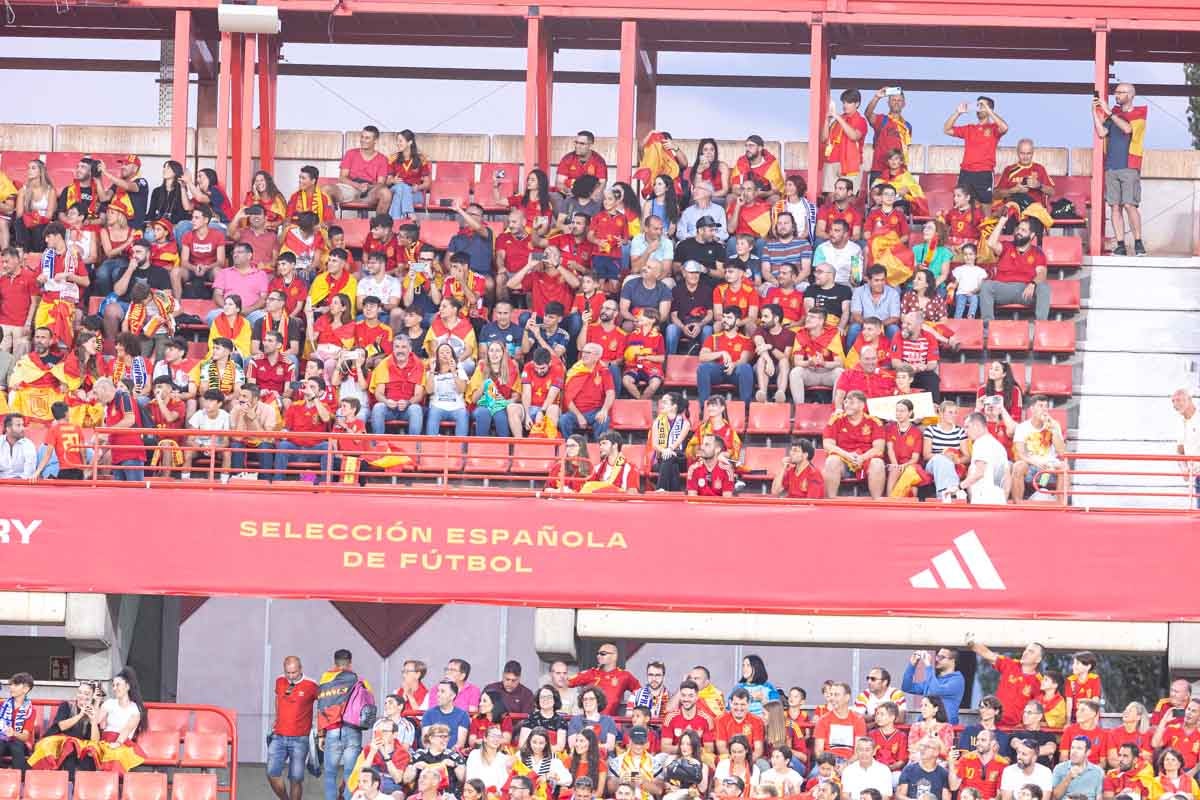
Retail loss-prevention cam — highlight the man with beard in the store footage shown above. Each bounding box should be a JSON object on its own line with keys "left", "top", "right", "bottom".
{"left": 980, "top": 218, "right": 1050, "bottom": 321}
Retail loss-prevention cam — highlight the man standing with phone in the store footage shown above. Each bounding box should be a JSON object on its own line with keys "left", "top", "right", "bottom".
{"left": 864, "top": 87, "right": 913, "bottom": 186}
{"left": 944, "top": 97, "right": 1009, "bottom": 204}
{"left": 1091, "top": 83, "right": 1148, "bottom": 256}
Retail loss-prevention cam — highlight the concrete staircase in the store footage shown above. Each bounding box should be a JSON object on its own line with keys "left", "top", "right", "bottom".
{"left": 1071, "top": 255, "right": 1200, "bottom": 508}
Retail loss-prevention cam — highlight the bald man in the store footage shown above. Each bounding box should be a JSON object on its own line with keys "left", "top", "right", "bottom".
{"left": 268, "top": 656, "right": 319, "bottom": 800}
{"left": 1172, "top": 389, "right": 1199, "bottom": 508}
{"left": 1092, "top": 82, "right": 1148, "bottom": 256}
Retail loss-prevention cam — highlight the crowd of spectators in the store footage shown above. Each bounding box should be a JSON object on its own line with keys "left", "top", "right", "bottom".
{"left": 0, "top": 84, "right": 1152, "bottom": 495}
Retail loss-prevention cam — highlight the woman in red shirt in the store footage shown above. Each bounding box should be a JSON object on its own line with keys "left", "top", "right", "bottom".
{"left": 546, "top": 434, "right": 592, "bottom": 493}
{"left": 495, "top": 169, "right": 554, "bottom": 236}
{"left": 976, "top": 359, "right": 1024, "bottom": 421}
{"left": 469, "top": 690, "right": 513, "bottom": 749}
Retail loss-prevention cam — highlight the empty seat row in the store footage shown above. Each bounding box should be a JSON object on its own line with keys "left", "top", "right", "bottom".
{"left": 0, "top": 770, "right": 215, "bottom": 800}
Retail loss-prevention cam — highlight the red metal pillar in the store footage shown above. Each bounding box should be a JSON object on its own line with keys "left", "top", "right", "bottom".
{"left": 806, "top": 20, "right": 828, "bottom": 203}
{"left": 229, "top": 33, "right": 244, "bottom": 199}
{"left": 235, "top": 32, "right": 256, "bottom": 203}
{"left": 523, "top": 15, "right": 543, "bottom": 175}
{"left": 536, "top": 25, "right": 553, "bottom": 172}
{"left": 617, "top": 20, "right": 638, "bottom": 183}
{"left": 171, "top": 10, "right": 191, "bottom": 165}
{"left": 258, "top": 35, "right": 278, "bottom": 174}
{"left": 1089, "top": 27, "right": 1108, "bottom": 257}
{"left": 215, "top": 31, "right": 233, "bottom": 189}
{"left": 634, "top": 50, "right": 657, "bottom": 145}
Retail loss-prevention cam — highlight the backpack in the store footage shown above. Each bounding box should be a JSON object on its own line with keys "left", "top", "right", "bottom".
{"left": 343, "top": 679, "right": 377, "bottom": 730}
{"left": 316, "top": 669, "right": 376, "bottom": 731}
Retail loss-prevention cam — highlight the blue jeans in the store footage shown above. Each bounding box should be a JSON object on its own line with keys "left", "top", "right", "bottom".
{"left": 271, "top": 439, "right": 329, "bottom": 482}
{"left": 266, "top": 734, "right": 309, "bottom": 784}
{"left": 927, "top": 453, "right": 961, "bottom": 494}
{"left": 845, "top": 322, "right": 899, "bottom": 348}
{"left": 388, "top": 184, "right": 425, "bottom": 219}
{"left": 371, "top": 402, "right": 424, "bottom": 435}
{"left": 473, "top": 406, "right": 512, "bottom": 437}
{"left": 321, "top": 727, "right": 361, "bottom": 800}
{"left": 36, "top": 444, "right": 60, "bottom": 479}
{"left": 112, "top": 459, "right": 145, "bottom": 482}
{"left": 95, "top": 258, "right": 128, "bottom": 298}
{"left": 231, "top": 441, "right": 273, "bottom": 471}
{"left": 427, "top": 406, "right": 469, "bottom": 436}
{"left": 559, "top": 409, "right": 609, "bottom": 440}
{"left": 665, "top": 323, "right": 713, "bottom": 355}
{"left": 955, "top": 292, "right": 979, "bottom": 319}
{"left": 697, "top": 361, "right": 753, "bottom": 403}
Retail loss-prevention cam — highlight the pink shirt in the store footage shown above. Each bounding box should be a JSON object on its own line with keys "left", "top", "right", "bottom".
{"left": 213, "top": 267, "right": 271, "bottom": 309}
{"left": 340, "top": 149, "right": 390, "bottom": 185}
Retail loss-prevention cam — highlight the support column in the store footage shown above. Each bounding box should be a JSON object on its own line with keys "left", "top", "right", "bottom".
{"left": 536, "top": 26, "right": 554, "bottom": 172}
{"left": 235, "top": 33, "right": 256, "bottom": 203}
{"left": 229, "top": 34, "right": 245, "bottom": 202}
{"left": 806, "top": 20, "right": 829, "bottom": 203}
{"left": 634, "top": 50, "right": 658, "bottom": 145}
{"left": 215, "top": 31, "right": 233, "bottom": 188}
{"left": 616, "top": 20, "right": 638, "bottom": 183}
{"left": 170, "top": 11, "right": 191, "bottom": 164}
{"left": 1089, "top": 27, "right": 1108, "bottom": 257}
{"left": 523, "top": 15, "right": 545, "bottom": 174}
{"left": 258, "top": 35, "right": 278, "bottom": 174}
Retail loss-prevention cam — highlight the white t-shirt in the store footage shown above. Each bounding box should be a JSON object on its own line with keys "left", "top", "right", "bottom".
{"left": 357, "top": 273, "right": 403, "bottom": 306}
{"left": 951, "top": 264, "right": 988, "bottom": 295}
{"left": 1000, "top": 763, "right": 1052, "bottom": 796}
{"left": 465, "top": 749, "right": 512, "bottom": 788}
{"left": 760, "top": 767, "right": 805, "bottom": 796}
{"left": 813, "top": 240, "right": 864, "bottom": 286}
{"left": 1180, "top": 406, "right": 1200, "bottom": 475}
{"left": 841, "top": 761, "right": 894, "bottom": 800}
{"left": 101, "top": 698, "right": 141, "bottom": 737}
{"left": 968, "top": 433, "right": 1009, "bottom": 504}
{"left": 189, "top": 409, "right": 231, "bottom": 446}
{"left": 1013, "top": 418, "right": 1062, "bottom": 463}
{"left": 430, "top": 368, "right": 468, "bottom": 411}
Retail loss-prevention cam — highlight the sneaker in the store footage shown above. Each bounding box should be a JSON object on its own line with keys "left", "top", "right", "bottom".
{"left": 1134, "top": 240, "right": 1147, "bottom": 256}
{"left": 220, "top": 473, "right": 230, "bottom": 484}
{"left": 754, "top": 390, "right": 767, "bottom": 402}
{"left": 180, "top": 471, "right": 191, "bottom": 480}
{"left": 1112, "top": 243, "right": 1127, "bottom": 256}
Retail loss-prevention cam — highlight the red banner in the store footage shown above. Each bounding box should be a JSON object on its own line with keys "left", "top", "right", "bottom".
{"left": 2, "top": 487, "right": 1196, "bottom": 621}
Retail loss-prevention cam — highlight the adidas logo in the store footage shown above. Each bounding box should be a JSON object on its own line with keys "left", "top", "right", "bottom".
{"left": 909, "top": 530, "right": 1006, "bottom": 590}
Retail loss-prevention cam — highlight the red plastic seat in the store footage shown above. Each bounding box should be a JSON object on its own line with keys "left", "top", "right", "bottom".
{"left": 1029, "top": 363, "right": 1073, "bottom": 397}
{"left": 610, "top": 399, "right": 654, "bottom": 431}
{"left": 120, "top": 774, "right": 167, "bottom": 800}
{"left": 187, "top": 340, "right": 208, "bottom": 360}
{"left": 1048, "top": 279, "right": 1081, "bottom": 311}
{"left": 181, "top": 731, "right": 228, "bottom": 769}
{"left": 664, "top": 356, "right": 699, "bottom": 388}
{"left": 0, "top": 769, "right": 19, "bottom": 800}
{"left": 511, "top": 441, "right": 559, "bottom": 474}
{"left": 986, "top": 320, "right": 1030, "bottom": 353}
{"left": 742, "top": 446, "right": 779, "bottom": 475}
{"left": 938, "top": 362, "right": 982, "bottom": 395}
{"left": 476, "top": 162, "right": 520, "bottom": 207}
{"left": 337, "top": 217, "right": 371, "bottom": 249}
{"left": 918, "top": 173, "right": 958, "bottom": 193}
{"left": 72, "top": 772, "right": 118, "bottom": 800}
{"left": 433, "top": 161, "right": 475, "bottom": 183}
{"left": 417, "top": 446, "right": 465, "bottom": 474}
{"left": 44, "top": 151, "right": 84, "bottom": 172}
{"left": 620, "top": 444, "right": 645, "bottom": 480}
{"left": 138, "top": 729, "right": 182, "bottom": 766}
{"left": 424, "top": 178, "right": 471, "bottom": 210}
{"left": 421, "top": 219, "right": 460, "bottom": 251}
{"left": 146, "top": 707, "right": 191, "bottom": 735}
{"left": 1033, "top": 320, "right": 1076, "bottom": 354}
{"left": 941, "top": 318, "right": 983, "bottom": 351}
{"left": 170, "top": 774, "right": 217, "bottom": 800}
{"left": 792, "top": 403, "right": 833, "bottom": 435}
{"left": 465, "top": 441, "right": 511, "bottom": 475}
{"left": 1043, "top": 236, "right": 1083, "bottom": 267}
{"left": 746, "top": 402, "right": 791, "bottom": 435}
{"left": 1048, "top": 407, "right": 1070, "bottom": 436}
{"left": 725, "top": 402, "right": 747, "bottom": 432}
{"left": 1, "top": 151, "right": 40, "bottom": 180}
{"left": 20, "top": 772, "right": 67, "bottom": 800}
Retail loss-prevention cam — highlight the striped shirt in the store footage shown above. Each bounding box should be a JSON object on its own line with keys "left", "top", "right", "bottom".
{"left": 924, "top": 424, "right": 966, "bottom": 454}
{"left": 889, "top": 330, "right": 939, "bottom": 367}
{"left": 763, "top": 238, "right": 813, "bottom": 269}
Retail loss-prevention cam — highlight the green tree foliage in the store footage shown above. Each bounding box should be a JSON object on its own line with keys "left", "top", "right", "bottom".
{"left": 975, "top": 650, "right": 1165, "bottom": 712}
{"left": 1187, "top": 64, "right": 1200, "bottom": 149}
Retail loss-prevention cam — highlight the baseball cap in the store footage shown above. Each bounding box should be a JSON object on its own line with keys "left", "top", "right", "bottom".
{"left": 683, "top": 260, "right": 704, "bottom": 273}
{"left": 696, "top": 215, "right": 720, "bottom": 229}
{"left": 746, "top": 135, "right": 765, "bottom": 146}
{"left": 117, "top": 154, "right": 141, "bottom": 167}
{"left": 628, "top": 726, "right": 648, "bottom": 745}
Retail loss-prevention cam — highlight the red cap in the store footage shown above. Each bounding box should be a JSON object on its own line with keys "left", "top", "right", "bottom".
{"left": 117, "top": 154, "right": 142, "bottom": 167}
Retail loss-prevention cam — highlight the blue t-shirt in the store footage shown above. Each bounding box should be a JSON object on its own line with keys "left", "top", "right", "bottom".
{"left": 534, "top": 324, "right": 571, "bottom": 355}
{"left": 448, "top": 229, "right": 494, "bottom": 275}
{"left": 480, "top": 322, "right": 522, "bottom": 358}
{"left": 421, "top": 705, "right": 471, "bottom": 741}
{"left": 898, "top": 762, "right": 949, "bottom": 800}
{"left": 620, "top": 279, "right": 673, "bottom": 314}
{"left": 1103, "top": 116, "right": 1133, "bottom": 173}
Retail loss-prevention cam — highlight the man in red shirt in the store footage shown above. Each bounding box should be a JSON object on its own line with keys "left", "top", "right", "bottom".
{"left": 812, "top": 682, "right": 866, "bottom": 762}
{"left": 178, "top": 205, "right": 226, "bottom": 298}
{"left": 268, "top": 655, "right": 320, "bottom": 800}
{"left": 834, "top": 344, "right": 896, "bottom": 408}
{"left": 771, "top": 438, "right": 823, "bottom": 499}
{"left": 821, "top": 389, "right": 886, "bottom": 498}
{"left": 815, "top": 178, "right": 864, "bottom": 242}
{"left": 274, "top": 375, "right": 332, "bottom": 482}
{"left": 556, "top": 130, "right": 609, "bottom": 195}
{"left": 713, "top": 261, "right": 759, "bottom": 336}
{"left": 507, "top": 244, "right": 579, "bottom": 319}
{"left": 994, "top": 139, "right": 1055, "bottom": 209}
{"left": 560, "top": 342, "right": 616, "bottom": 440}
{"left": 944, "top": 96, "right": 1009, "bottom": 203}
{"left": 864, "top": 87, "right": 913, "bottom": 183}
{"left": 1151, "top": 697, "right": 1200, "bottom": 770}
{"left": 661, "top": 680, "right": 716, "bottom": 754}
{"left": 790, "top": 308, "right": 846, "bottom": 403}
{"left": 1059, "top": 699, "right": 1108, "bottom": 766}
{"left": 549, "top": 212, "right": 595, "bottom": 273}
{"left": 890, "top": 310, "right": 941, "bottom": 400}
{"left": 981, "top": 216, "right": 1050, "bottom": 321}
{"left": 577, "top": 298, "right": 626, "bottom": 388}
{"left": 520, "top": 348, "right": 564, "bottom": 431}
{"left": 495, "top": 208, "right": 535, "bottom": 304}
{"left": 0, "top": 247, "right": 37, "bottom": 356}
{"left": 1103, "top": 742, "right": 1155, "bottom": 799}
{"left": 968, "top": 639, "right": 1044, "bottom": 728}
{"left": 568, "top": 643, "right": 640, "bottom": 716}
{"left": 821, "top": 89, "right": 870, "bottom": 192}
{"left": 368, "top": 334, "right": 426, "bottom": 435}
{"left": 697, "top": 309, "right": 753, "bottom": 403}
{"left": 949, "top": 729, "right": 1009, "bottom": 800}
{"left": 332, "top": 125, "right": 391, "bottom": 212}
{"left": 687, "top": 433, "right": 736, "bottom": 497}
{"left": 715, "top": 689, "right": 766, "bottom": 759}
{"left": 761, "top": 262, "right": 807, "bottom": 325}
{"left": 864, "top": 184, "right": 909, "bottom": 243}
{"left": 1151, "top": 679, "right": 1194, "bottom": 726}
{"left": 268, "top": 253, "right": 309, "bottom": 319}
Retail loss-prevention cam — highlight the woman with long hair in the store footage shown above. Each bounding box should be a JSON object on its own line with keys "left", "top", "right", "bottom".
{"left": 425, "top": 342, "right": 470, "bottom": 436}
{"left": 611, "top": 181, "right": 643, "bottom": 238}
{"left": 175, "top": 167, "right": 230, "bottom": 243}
{"left": 906, "top": 695, "right": 953, "bottom": 759}
{"left": 642, "top": 174, "right": 681, "bottom": 237}
{"left": 515, "top": 726, "right": 572, "bottom": 791}
{"left": 778, "top": 175, "right": 815, "bottom": 243}
{"left": 1104, "top": 703, "right": 1152, "bottom": 766}
{"left": 713, "top": 734, "right": 759, "bottom": 795}
{"left": 209, "top": 293, "right": 254, "bottom": 361}
{"left": 52, "top": 329, "right": 104, "bottom": 426}
{"left": 1150, "top": 748, "right": 1198, "bottom": 800}
{"left": 686, "top": 395, "right": 741, "bottom": 468}
{"left": 901, "top": 268, "right": 958, "bottom": 349}
{"left": 975, "top": 359, "right": 1023, "bottom": 421}
{"left": 469, "top": 340, "right": 524, "bottom": 437}
{"left": 14, "top": 159, "right": 56, "bottom": 251}
{"left": 232, "top": 170, "right": 287, "bottom": 231}
{"left": 145, "top": 160, "right": 188, "bottom": 226}
{"left": 567, "top": 688, "right": 617, "bottom": 753}
{"left": 495, "top": 169, "right": 554, "bottom": 235}
{"left": 465, "top": 723, "right": 513, "bottom": 787}
{"left": 387, "top": 129, "right": 432, "bottom": 219}
{"left": 27, "top": 680, "right": 102, "bottom": 775}
{"left": 659, "top": 729, "right": 709, "bottom": 800}
{"left": 732, "top": 655, "right": 781, "bottom": 717}
{"left": 107, "top": 332, "right": 151, "bottom": 398}
{"left": 96, "top": 203, "right": 137, "bottom": 298}
{"left": 647, "top": 391, "right": 690, "bottom": 492}
{"left": 469, "top": 690, "right": 513, "bottom": 749}
{"left": 911, "top": 219, "right": 953, "bottom": 285}
{"left": 91, "top": 666, "right": 149, "bottom": 773}
{"left": 306, "top": 293, "right": 356, "bottom": 378}
{"left": 546, "top": 434, "right": 592, "bottom": 493}
{"left": 690, "top": 138, "right": 731, "bottom": 203}
{"left": 566, "top": 726, "right": 602, "bottom": 791}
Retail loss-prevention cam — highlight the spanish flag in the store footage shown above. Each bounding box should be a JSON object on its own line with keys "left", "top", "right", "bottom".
{"left": 1108, "top": 105, "right": 1148, "bottom": 169}
{"left": 868, "top": 230, "right": 915, "bottom": 287}
{"left": 739, "top": 202, "right": 774, "bottom": 238}
{"left": 632, "top": 131, "right": 681, "bottom": 189}
{"left": 731, "top": 150, "right": 785, "bottom": 194}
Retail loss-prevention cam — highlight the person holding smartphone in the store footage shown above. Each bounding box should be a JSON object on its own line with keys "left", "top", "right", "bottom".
{"left": 1150, "top": 697, "right": 1200, "bottom": 769}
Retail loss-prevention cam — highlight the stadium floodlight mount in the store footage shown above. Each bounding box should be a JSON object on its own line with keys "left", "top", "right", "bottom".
{"left": 218, "top": 1, "right": 281, "bottom": 34}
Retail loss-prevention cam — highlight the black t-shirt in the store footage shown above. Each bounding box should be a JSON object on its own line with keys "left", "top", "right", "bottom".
{"left": 147, "top": 185, "right": 190, "bottom": 225}
{"left": 520, "top": 710, "right": 568, "bottom": 734}
{"left": 671, "top": 279, "right": 715, "bottom": 324}
{"left": 58, "top": 183, "right": 97, "bottom": 216}
{"left": 52, "top": 701, "right": 91, "bottom": 739}
{"left": 804, "top": 282, "right": 852, "bottom": 320}
{"left": 118, "top": 263, "right": 174, "bottom": 301}
{"left": 252, "top": 315, "right": 305, "bottom": 349}
{"left": 1016, "top": 729, "right": 1059, "bottom": 767}
{"left": 125, "top": 177, "right": 150, "bottom": 228}
{"left": 674, "top": 238, "right": 725, "bottom": 271}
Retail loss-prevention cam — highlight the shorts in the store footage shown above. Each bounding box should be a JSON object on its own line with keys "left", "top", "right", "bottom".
{"left": 1024, "top": 468, "right": 1059, "bottom": 491}
{"left": 334, "top": 182, "right": 373, "bottom": 204}
{"left": 591, "top": 255, "right": 622, "bottom": 280}
{"left": 957, "top": 169, "right": 994, "bottom": 203}
{"left": 623, "top": 366, "right": 663, "bottom": 384}
{"left": 839, "top": 456, "right": 881, "bottom": 481}
{"left": 266, "top": 734, "right": 309, "bottom": 782}
{"left": 1104, "top": 168, "right": 1141, "bottom": 206}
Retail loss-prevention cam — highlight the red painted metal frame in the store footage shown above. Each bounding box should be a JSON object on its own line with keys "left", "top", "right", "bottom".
{"left": 617, "top": 20, "right": 638, "bottom": 182}
{"left": 170, "top": 10, "right": 191, "bottom": 165}
{"left": 1090, "top": 28, "right": 1108, "bottom": 256}
{"left": 258, "top": 35, "right": 278, "bottom": 174}
{"left": 806, "top": 20, "right": 828, "bottom": 204}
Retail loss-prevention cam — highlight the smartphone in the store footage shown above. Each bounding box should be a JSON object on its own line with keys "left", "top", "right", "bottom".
{"left": 496, "top": 169, "right": 507, "bottom": 180}
{"left": 1092, "top": 90, "right": 1101, "bottom": 100}
{"left": 884, "top": 86, "right": 902, "bottom": 97}
{"left": 438, "top": 198, "right": 453, "bottom": 207}
{"left": 530, "top": 252, "right": 544, "bottom": 263}
{"left": 1174, "top": 708, "right": 1186, "bottom": 719}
